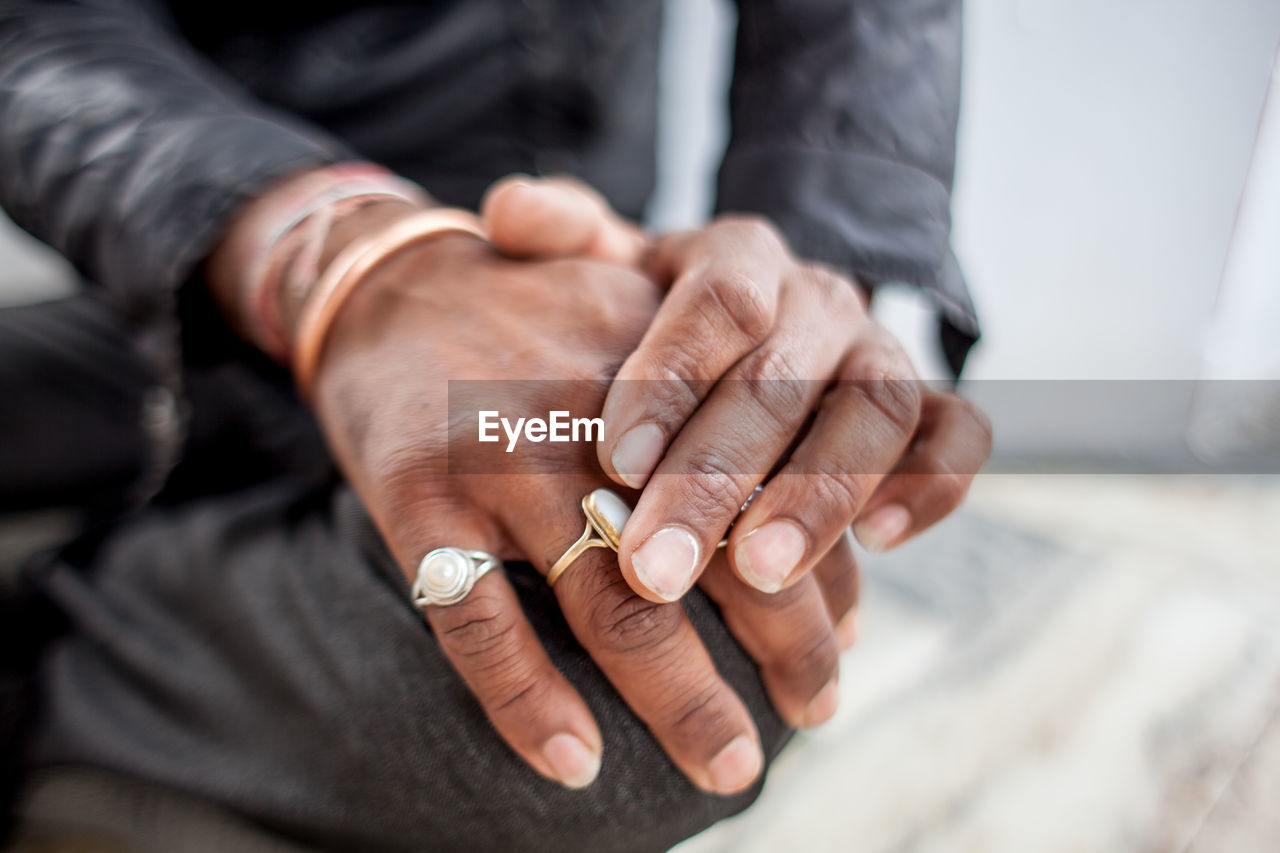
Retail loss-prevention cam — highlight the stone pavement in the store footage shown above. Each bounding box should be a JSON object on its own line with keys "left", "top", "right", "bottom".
{"left": 677, "top": 475, "right": 1280, "bottom": 853}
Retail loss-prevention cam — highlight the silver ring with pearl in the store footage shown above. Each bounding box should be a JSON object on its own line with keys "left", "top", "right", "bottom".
{"left": 412, "top": 547, "right": 501, "bottom": 609}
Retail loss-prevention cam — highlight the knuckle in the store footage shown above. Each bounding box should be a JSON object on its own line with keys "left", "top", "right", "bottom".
{"left": 433, "top": 590, "right": 520, "bottom": 660}
{"left": 374, "top": 445, "right": 454, "bottom": 516}
{"left": 375, "top": 444, "right": 432, "bottom": 501}
{"left": 663, "top": 680, "right": 734, "bottom": 741}
{"left": 808, "top": 266, "right": 842, "bottom": 298}
{"left": 846, "top": 325, "right": 917, "bottom": 376}
{"left": 850, "top": 376, "right": 922, "bottom": 437}
{"left": 698, "top": 268, "right": 774, "bottom": 343}
{"left": 775, "top": 628, "right": 839, "bottom": 691}
{"left": 626, "top": 350, "right": 707, "bottom": 413}
{"left": 801, "top": 264, "right": 856, "bottom": 311}
{"left": 488, "top": 678, "right": 542, "bottom": 716}
{"left": 812, "top": 472, "right": 869, "bottom": 518}
{"left": 739, "top": 347, "right": 810, "bottom": 427}
{"left": 679, "top": 450, "right": 752, "bottom": 521}
{"left": 741, "top": 344, "right": 802, "bottom": 385}
{"left": 719, "top": 214, "right": 785, "bottom": 252}
{"left": 589, "top": 587, "right": 682, "bottom": 656}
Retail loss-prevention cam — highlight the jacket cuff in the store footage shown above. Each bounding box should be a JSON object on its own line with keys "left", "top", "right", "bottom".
{"left": 716, "top": 144, "right": 979, "bottom": 376}
{"left": 101, "top": 116, "right": 349, "bottom": 311}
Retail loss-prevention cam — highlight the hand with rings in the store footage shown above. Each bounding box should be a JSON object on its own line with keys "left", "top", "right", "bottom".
{"left": 545, "top": 485, "right": 758, "bottom": 587}
{"left": 258, "top": 172, "right": 987, "bottom": 797}
{"left": 301, "top": 204, "right": 787, "bottom": 797}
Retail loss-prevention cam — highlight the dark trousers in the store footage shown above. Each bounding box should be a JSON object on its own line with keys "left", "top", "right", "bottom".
{"left": 0, "top": 295, "right": 789, "bottom": 852}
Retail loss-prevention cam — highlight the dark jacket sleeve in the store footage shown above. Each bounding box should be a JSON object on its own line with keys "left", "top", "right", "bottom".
{"left": 0, "top": 0, "right": 349, "bottom": 312}
{"left": 0, "top": 0, "right": 350, "bottom": 505}
{"left": 720, "top": 0, "right": 978, "bottom": 374}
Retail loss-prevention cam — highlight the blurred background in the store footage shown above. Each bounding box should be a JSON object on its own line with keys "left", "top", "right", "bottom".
{"left": 1, "top": 0, "right": 1277, "bottom": 850}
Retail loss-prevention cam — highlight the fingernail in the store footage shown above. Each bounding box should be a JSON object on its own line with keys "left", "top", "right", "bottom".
{"left": 836, "top": 611, "right": 859, "bottom": 650}
{"left": 801, "top": 678, "right": 840, "bottom": 727}
{"left": 610, "top": 423, "right": 664, "bottom": 488}
{"left": 543, "top": 733, "right": 601, "bottom": 789}
{"left": 853, "top": 504, "right": 911, "bottom": 553}
{"left": 631, "top": 527, "right": 699, "bottom": 601}
{"left": 707, "top": 734, "right": 763, "bottom": 795}
{"left": 735, "top": 520, "right": 807, "bottom": 593}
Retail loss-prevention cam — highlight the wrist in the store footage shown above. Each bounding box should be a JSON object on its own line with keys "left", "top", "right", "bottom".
{"left": 290, "top": 209, "right": 488, "bottom": 399}
{"left": 274, "top": 196, "right": 422, "bottom": 342}
{"left": 315, "top": 231, "right": 488, "bottom": 386}
{"left": 204, "top": 163, "right": 430, "bottom": 360}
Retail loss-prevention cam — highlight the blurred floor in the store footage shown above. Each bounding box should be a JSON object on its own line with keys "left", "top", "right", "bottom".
{"left": 6, "top": 478, "right": 1278, "bottom": 850}
{"left": 677, "top": 474, "right": 1280, "bottom": 853}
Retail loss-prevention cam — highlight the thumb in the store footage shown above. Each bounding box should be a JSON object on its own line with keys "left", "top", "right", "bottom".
{"left": 480, "top": 174, "right": 646, "bottom": 266}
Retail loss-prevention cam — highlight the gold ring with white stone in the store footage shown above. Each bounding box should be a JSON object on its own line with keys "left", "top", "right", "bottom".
{"left": 412, "top": 547, "right": 501, "bottom": 608}
{"left": 545, "top": 485, "right": 765, "bottom": 589}
{"left": 546, "top": 489, "right": 632, "bottom": 588}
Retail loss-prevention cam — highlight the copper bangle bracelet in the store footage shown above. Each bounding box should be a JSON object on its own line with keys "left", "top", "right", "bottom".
{"left": 291, "top": 208, "right": 487, "bottom": 399}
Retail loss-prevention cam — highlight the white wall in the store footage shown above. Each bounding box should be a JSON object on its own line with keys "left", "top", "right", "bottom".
{"left": 654, "top": 0, "right": 1280, "bottom": 383}
{"left": 953, "top": 0, "right": 1280, "bottom": 381}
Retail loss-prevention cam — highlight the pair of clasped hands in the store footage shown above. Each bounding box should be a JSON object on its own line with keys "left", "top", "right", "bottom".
{"left": 246, "top": 175, "right": 991, "bottom": 795}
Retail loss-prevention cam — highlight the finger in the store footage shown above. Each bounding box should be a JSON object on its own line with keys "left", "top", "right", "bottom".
{"left": 698, "top": 552, "right": 841, "bottom": 728}
{"left": 480, "top": 175, "right": 645, "bottom": 265}
{"left": 403, "top": 504, "right": 604, "bottom": 790}
{"left": 810, "top": 531, "right": 862, "bottom": 650}
{"left": 852, "top": 391, "right": 992, "bottom": 553}
{"left": 504, "top": 478, "right": 764, "bottom": 796}
{"left": 728, "top": 333, "right": 923, "bottom": 593}
{"left": 614, "top": 284, "right": 851, "bottom": 602}
{"left": 598, "top": 216, "right": 791, "bottom": 491}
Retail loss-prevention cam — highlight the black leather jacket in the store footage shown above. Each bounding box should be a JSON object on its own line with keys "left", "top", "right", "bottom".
{"left": 0, "top": 0, "right": 977, "bottom": 493}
